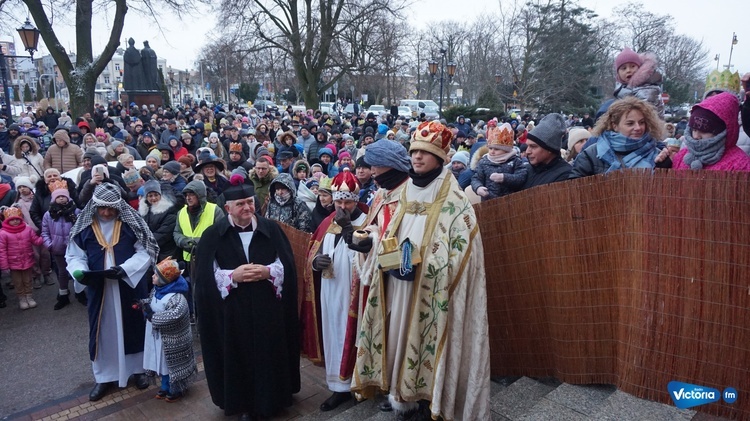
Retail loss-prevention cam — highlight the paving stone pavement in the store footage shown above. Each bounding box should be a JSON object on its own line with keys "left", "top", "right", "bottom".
{"left": 5, "top": 362, "right": 735, "bottom": 421}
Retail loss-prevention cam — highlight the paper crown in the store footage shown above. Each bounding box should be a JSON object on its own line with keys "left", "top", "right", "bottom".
{"left": 705, "top": 69, "right": 741, "bottom": 96}
{"left": 48, "top": 179, "right": 68, "bottom": 193}
{"left": 331, "top": 168, "right": 360, "bottom": 194}
{"left": 2, "top": 206, "right": 23, "bottom": 220}
{"left": 487, "top": 122, "right": 515, "bottom": 148}
{"left": 155, "top": 258, "right": 181, "bottom": 284}
{"left": 409, "top": 121, "right": 453, "bottom": 161}
{"left": 229, "top": 142, "right": 243, "bottom": 153}
{"left": 318, "top": 176, "right": 333, "bottom": 192}
{"left": 94, "top": 128, "right": 107, "bottom": 138}
{"left": 487, "top": 117, "right": 498, "bottom": 128}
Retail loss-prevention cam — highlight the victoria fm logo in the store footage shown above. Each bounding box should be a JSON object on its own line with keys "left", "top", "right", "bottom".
{"left": 668, "top": 381, "right": 720, "bottom": 409}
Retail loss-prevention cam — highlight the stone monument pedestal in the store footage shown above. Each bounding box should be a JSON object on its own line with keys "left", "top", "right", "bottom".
{"left": 123, "top": 91, "right": 163, "bottom": 109}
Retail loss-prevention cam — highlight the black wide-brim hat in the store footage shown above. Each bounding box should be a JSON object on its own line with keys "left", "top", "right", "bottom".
{"left": 195, "top": 157, "right": 225, "bottom": 173}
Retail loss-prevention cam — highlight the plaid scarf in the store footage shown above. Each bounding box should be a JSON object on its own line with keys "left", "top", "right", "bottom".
{"left": 70, "top": 183, "right": 160, "bottom": 263}
{"left": 596, "top": 131, "right": 657, "bottom": 173}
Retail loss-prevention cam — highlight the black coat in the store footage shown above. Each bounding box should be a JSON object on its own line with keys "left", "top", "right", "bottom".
{"left": 30, "top": 177, "right": 79, "bottom": 230}
{"left": 194, "top": 216, "right": 300, "bottom": 417}
{"left": 140, "top": 195, "right": 180, "bottom": 261}
{"left": 522, "top": 157, "right": 572, "bottom": 189}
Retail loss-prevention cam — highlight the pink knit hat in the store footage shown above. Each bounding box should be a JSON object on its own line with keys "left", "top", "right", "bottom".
{"left": 614, "top": 47, "right": 643, "bottom": 82}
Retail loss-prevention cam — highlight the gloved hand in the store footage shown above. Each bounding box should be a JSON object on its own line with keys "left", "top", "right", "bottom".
{"left": 312, "top": 254, "right": 332, "bottom": 271}
{"left": 142, "top": 303, "right": 154, "bottom": 322}
{"left": 103, "top": 266, "right": 126, "bottom": 279}
{"left": 185, "top": 239, "right": 197, "bottom": 250}
{"left": 348, "top": 237, "right": 373, "bottom": 253}
{"left": 476, "top": 186, "right": 489, "bottom": 197}
{"left": 489, "top": 173, "right": 504, "bottom": 183}
{"left": 73, "top": 269, "right": 90, "bottom": 285}
{"left": 334, "top": 208, "right": 354, "bottom": 243}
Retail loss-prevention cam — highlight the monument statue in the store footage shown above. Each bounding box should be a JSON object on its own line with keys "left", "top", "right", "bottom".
{"left": 122, "top": 38, "right": 144, "bottom": 91}
{"left": 141, "top": 41, "right": 159, "bottom": 91}
{"left": 122, "top": 39, "right": 164, "bottom": 108}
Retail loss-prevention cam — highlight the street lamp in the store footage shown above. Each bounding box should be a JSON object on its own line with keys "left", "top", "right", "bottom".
{"left": 184, "top": 69, "right": 190, "bottom": 104}
{"left": 726, "top": 33, "right": 738, "bottom": 70}
{"left": 168, "top": 66, "right": 174, "bottom": 104}
{"left": 714, "top": 54, "right": 720, "bottom": 71}
{"left": 0, "top": 18, "right": 41, "bottom": 124}
{"left": 427, "top": 49, "right": 456, "bottom": 119}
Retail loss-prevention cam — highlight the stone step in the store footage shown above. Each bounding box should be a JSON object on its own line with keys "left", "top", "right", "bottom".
{"left": 490, "top": 376, "right": 562, "bottom": 420}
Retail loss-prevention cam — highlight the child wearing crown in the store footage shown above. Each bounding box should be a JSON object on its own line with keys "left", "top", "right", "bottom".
{"left": 141, "top": 258, "right": 196, "bottom": 403}
{"left": 471, "top": 120, "right": 528, "bottom": 201}
{"left": 0, "top": 205, "right": 45, "bottom": 309}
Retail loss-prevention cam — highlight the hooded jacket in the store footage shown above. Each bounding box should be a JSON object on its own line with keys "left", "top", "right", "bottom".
{"left": 673, "top": 93, "right": 750, "bottom": 172}
{"left": 0, "top": 217, "right": 44, "bottom": 270}
{"left": 43, "top": 131, "right": 83, "bottom": 173}
{"left": 173, "top": 179, "right": 225, "bottom": 251}
{"left": 265, "top": 173, "right": 312, "bottom": 232}
{"left": 139, "top": 190, "right": 180, "bottom": 260}
{"left": 249, "top": 164, "right": 279, "bottom": 214}
{"left": 13, "top": 135, "right": 44, "bottom": 178}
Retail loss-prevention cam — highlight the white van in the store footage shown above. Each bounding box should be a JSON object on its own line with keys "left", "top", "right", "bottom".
{"left": 400, "top": 99, "right": 439, "bottom": 118}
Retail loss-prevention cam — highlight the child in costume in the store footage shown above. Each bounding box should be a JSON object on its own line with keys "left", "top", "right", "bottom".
{"left": 471, "top": 120, "right": 528, "bottom": 201}
{"left": 0, "top": 205, "right": 45, "bottom": 309}
{"left": 613, "top": 47, "right": 664, "bottom": 118}
{"left": 142, "top": 258, "right": 196, "bottom": 402}
{"left": 41, "top": 183, "right": 79, "bottom": 310}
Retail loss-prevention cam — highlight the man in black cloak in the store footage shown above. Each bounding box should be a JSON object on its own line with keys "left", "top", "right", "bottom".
{"left": 193, "top": 182, "right": 300, "bottom": 420}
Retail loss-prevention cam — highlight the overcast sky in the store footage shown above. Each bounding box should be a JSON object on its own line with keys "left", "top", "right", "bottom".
{"left": 2, "top": 0, "right": 746, "bottom": 82}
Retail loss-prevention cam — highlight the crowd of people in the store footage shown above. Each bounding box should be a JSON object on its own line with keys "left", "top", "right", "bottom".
{"left": 0, "top": 45, "right": 748, "bottom": 421}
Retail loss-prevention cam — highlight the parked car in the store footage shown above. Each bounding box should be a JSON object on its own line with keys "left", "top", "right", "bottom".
{"left": 423, "top": 105, "right": 440, "bottom": 120}
{"left": 343, "top": 103, "right": 358, "bottom": 118}
{"left": 367, "top": 104, "right": 386, "bottom": 114}
{"left": 399, "top": 99, "right": 439, "bottom": 118}
{"left": 254, "top": 100, "right": 279, "bottom": 113}
{"left": 290, "top": 105, "right": 306, "bottom": 113}
{"left": 398, "top": 106, "right": 412, "bottom": 119}
{"left": 319, "top": 102, "right": 338, "bottom": 116}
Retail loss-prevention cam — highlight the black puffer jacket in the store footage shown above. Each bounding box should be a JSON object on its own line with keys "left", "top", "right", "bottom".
{"left": 29, "top": 177, "right": 79, "bottom": 230}
{"left": 139, "top": 192, "right": 180, "bottom": 260}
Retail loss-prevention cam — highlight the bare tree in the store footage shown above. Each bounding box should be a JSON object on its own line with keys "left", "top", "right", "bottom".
{"left": 0, "top": 0, "right": 200, "bottom": 118}
{"left": 222, "top": 0, "right": 406, "bottom": 110}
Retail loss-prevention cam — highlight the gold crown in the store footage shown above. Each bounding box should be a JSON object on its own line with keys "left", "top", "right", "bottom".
{"left": 48, "top": 179, "right": 68, "bottom": 192}
{"left": 155, "top": 258, "right": 181, "bottom": 284}
{"left": 705, "top": 69, "right": 740, "bottom": 96}
{"left": 2, "top": 206, "right": 23, "bottom": 220}
{"left": 319, "top": 176, "right": 333, "bottom": 191}
{"left": 409, "top": 121, "right": 453, "bottom": 161}
{"left": 229, "top": 142, "right": 243, "bottom": 153}
{"left": 487, "top": 123, "right": 514, "bottom": 148}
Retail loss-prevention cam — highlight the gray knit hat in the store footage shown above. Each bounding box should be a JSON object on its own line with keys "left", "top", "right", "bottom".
{"left": 527, "top": 113, "right": 566, "bottom": 155}
{"left": 162, "top": 161, "right": 181, "bottom": 175}
{"left": 143, "top": 179, "right": 161, "bottom": 196}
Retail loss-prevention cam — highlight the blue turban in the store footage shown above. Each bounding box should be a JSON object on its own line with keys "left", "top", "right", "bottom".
{"left": 364, "top": 139, "right": 411, "bottom": 172}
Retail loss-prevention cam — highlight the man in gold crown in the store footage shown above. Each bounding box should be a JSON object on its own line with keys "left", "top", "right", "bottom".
{"left": 352, "top": 122, "right": 490, "bottom": 420}
{"left": 301, "top": 169, "right": 368, "bottom": 411}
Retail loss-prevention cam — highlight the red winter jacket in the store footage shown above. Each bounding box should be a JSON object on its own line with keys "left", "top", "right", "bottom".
{"left": 0, "top": 219, "right": 44, "bottom": 271}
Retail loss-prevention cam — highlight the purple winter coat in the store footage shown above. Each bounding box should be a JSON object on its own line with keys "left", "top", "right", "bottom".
{"left": 41, "top": 209, "right": 79, "bottom": 255}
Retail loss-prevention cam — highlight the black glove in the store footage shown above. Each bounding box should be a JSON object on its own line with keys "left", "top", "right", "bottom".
{"left": 334, "top": 208, "right": 354, "bottom": 244}
{"left": 312, "top": 254, "right": 332, "bottom": 271}
{"left": 142, "top": 303, "right": 154, "bottom": 321}
{"left": 103, "top": 266, "right": 126, "bottom": 279}
{"left": 348, "top": 236, "right": 373, "bottom": 253}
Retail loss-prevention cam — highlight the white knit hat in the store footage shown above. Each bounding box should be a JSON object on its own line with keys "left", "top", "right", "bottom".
{"left": 14, "top": 175, "right": 36, "bottom": 191}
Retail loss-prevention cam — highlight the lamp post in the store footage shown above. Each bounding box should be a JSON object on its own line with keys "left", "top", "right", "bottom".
{"left": 0, "top": 18, "right": 40, "bottom": 124}
{"left": 726, "top": 33, "right": 738, "bottom": 70}
{"left": 427, "top": 48, "right": 456, "bottom": 119}
{"left": 184, "top": 69, "right": 190, "bottom": 105}
{"left": 714, "top": 54, "right": 720, "bottom": 71}
{"left": 168, "top": 66, "right": 174, "bottom": 104}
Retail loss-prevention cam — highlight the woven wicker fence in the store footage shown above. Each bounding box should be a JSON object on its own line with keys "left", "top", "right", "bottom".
{"left": 280, "top": 169, "right": 750, "bottom": 419}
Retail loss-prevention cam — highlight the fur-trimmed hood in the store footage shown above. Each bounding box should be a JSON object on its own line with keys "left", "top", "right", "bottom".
{"left": 624, "top": 52, "right": 662, "bottom": 88}
{"left": 470, "top": 145, "right": 489, "bottom": 171}
{"left": 139, "top": 192, "right": 177, "bottom": 217}
{"left": 13, "top": 135, "right": 39, "bottom": 158}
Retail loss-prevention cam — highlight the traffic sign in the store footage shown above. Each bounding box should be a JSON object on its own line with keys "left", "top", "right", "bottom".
{"left": 661, "top": 93, "right": 670, "bottom": 104}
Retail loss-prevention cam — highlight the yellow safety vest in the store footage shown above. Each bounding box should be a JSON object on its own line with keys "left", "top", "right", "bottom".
{"left": 177, "top": 202, "right": 217, "bottom": 261}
